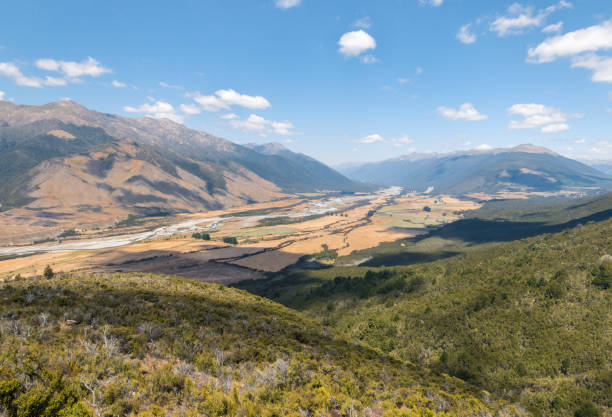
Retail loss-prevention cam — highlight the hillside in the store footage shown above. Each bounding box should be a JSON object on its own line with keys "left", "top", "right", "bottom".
{"left": 0, "top": 273, "right": 518, "bottom": 416}
{"left": 0, "top": 121, "right": 288, "bottom": 240}
{"left": 237, "top": 216, "right": 612, "bottom": 416}
{"left": 339, "top": 145, "right": 612, "bottom": 194}
{"left": 0, "top": 100, "right": 363, "bottom": 194}
{"left": 245, "top": 142, "right": 366, "bottom": 192}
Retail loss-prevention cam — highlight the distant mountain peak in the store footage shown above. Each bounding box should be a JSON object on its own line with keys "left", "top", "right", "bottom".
{"left": 507, "top": 144, "right": 558, "bottom": 156}
{"left": 245, "top": 142, "right": 289, "bottom": 155}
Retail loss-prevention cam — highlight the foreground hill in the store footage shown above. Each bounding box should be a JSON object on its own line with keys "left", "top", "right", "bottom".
{"left": 0, "top": 273, "right": 518, "bottom": 416}
{"left": 238, "top": 215, "right": 612, "bottom": 416}
{"left": 339, "top": 145, "right": 612, "bottom": 194}
{"left": 0, "top": 100, "right": 363, "bottom": 195}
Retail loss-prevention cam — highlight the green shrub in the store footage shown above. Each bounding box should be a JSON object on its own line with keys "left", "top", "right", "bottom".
{"left": 43, "top": 265, "right": 54, "bottom": 279}
{"left": 574, "top": 401, "right": 601, "bottom": 417}
{"left": 223, "top": 236, "right": 238, "bottom": 244}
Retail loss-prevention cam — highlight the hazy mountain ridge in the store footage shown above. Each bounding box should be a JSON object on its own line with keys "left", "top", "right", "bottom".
{"left": 339, "top": 145, "right": 612, "bottom": 194}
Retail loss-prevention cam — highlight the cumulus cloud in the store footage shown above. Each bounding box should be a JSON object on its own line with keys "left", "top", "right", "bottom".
{"left": 571, "top": 54, "right": 612, "bottom": 83}
{"left": 476, "top": 144, "right": 493, "bottom": 150}
{"left": 35, "top": 57, "right": 111, "bottom": 78}
{"left": 275, "top": 0, "right": 301, "bottom": 9}
{"left": 124, "top": 100, "right": 184, "bottom": 124}
{"left": 112, "top": 80, "right": 126, "bottom": 88}
{"left": 0, "top": 62, "right": 66, "bottom": 87}
{"left": 338, "top": 30, "right": 377, "bottom": 59}
{"left": 457, "top": 23, "right": 477, "bottom": 44}
{"left": 490, "top": 1, "right": 571, "bottom": 37}
{"left": 179, "top": 103, "right": 201, "bottom": 115}
{"left": 229, "top": 114, "right": 294, "bottom": 136}
{"left": 220, "top": 113, "right": 239, "bottom": 120}
{"left": 0, "top": 91, "right": 4, "bottom": 100}
{"left": 528, "top": 19, "right": 612, "bottom": 63}
{"left": 507, "top": 103, "right": 580, "bottom": 133}
{"left": 437, "top": 103, "right": 488, "bottom": 121}
{"left": 542, "top": 21, "right": 563, "bottom": 33}
{"left": 192, "top": 89, "right": 271, "bottom": 112}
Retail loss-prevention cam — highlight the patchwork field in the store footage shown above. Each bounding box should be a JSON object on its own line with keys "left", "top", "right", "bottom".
{"left": 0, "top": 189, "right": 481, "bottom": 282}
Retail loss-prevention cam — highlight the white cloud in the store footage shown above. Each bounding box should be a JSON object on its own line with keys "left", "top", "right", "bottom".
{"left": 112, "top": 80, "right": 126, "bottom": 88}
{"left": 528, "top": 19, "right": 612, "bottom": 63}
{"left": 192, "top": 89, "right": 271, "bottom": 112}
{"left": 476, "top": 144, "right": 493, "bottom": 150}
{"left": 35, "top": 57, "right": 111, "bottom": 78}
{"left": 390, "top": 135, "right": 414, "bottom": 146}
{"left": 437, "top": 103, "right": 488, "bottom": 121}
{"left": 179, "top": 103, "right": 201, "bottom": 115}
{"left": 275, "top": 0, "right": 301, "bottom": 9}
{"left": 338, "top": 30, "right": 377, "bottom": 58}
{"left": 124, "top": 100, "right": 184, "bottom": 124}
{"left": 507, "top": 103, "right": 580, "bottom": 133}
{"left": 159, "top": 81, "right": 183, "bottom": 90}
{"left": 360, "top": 134, "right": 384, "bottom": 144}
{"left": 359, "top": 134, "right": 414, "bottom": 146}
{"left": 0, "top": 62, "right": 64, "bottom": 87}
{"left": 607, "top": 108, "right": 612, "bottom": 114}
{"left": 229, "top": 114, "right": 294, "bottom": 135}
{"left": 574, "top": 138, "right": 586, "bottom": 144}
{"left": 416, "top": 66, "right": 423, "bottom": 75}
{"left": 457, "top": 23, "right": 477, "bottom": 44}
{"left": 353, "top": 17, "right": 371, "bottom": 29}
{"left": 220, "top": 113, "right": 239, "bottom": 120}
{"left": 43, "top": 76, "right": 67, "bottom": 86}
{"left": 490, "top": 1, "right": 571, "bottom": 37}
{"left": 0, "top": 91, "right": 4, "bottom": 100}
{"left": 360, "top": 54, "right": 379, "bottom": 64}
{"left": 541, "top": 123, "right": 570, "bottom": 133}
{"left": 571, "top": 54, "right": 612, "bottom": 83}
{"left": 542, "top": 21, "right": 563, "bottom": 33}
{"left": 419, "top": 0, "right": 443, "bottom": 7}
{"left": 397, "top": 77, "right": 410, "bottom": 84}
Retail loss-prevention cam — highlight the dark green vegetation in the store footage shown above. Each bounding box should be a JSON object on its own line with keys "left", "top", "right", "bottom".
{"left": 222, "top": 236, "right": 238, "bottom": 245}
{"left": 0, "top": 273, "right": 516, "bottom": 416}
{"left": 339, "top": 145, "right": 612, "bottom": 194}
{"left": 237, "top": 216, "right": 612, "bottom": 417}
{"left": 192, "top": 232, "right": 211, "bottom": 241}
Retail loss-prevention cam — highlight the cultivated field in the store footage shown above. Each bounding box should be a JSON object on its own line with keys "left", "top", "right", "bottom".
{"left": 0, "top": 189, "right": 481, "bottom": 282}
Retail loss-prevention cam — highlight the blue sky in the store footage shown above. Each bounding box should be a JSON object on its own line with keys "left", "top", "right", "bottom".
{"left": 1, "top": 0, "right": 611, "bottom": 164}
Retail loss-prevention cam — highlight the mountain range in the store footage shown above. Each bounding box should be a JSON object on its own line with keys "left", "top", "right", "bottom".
{"left": 338, "top": 144, "right": 612, "bottom": 194}
{"left": 0, "top": 101, "right": 363, "bottom": 229}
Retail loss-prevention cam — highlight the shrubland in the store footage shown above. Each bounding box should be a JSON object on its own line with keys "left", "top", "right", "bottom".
{"left": 238, "top": 218, "right": 612, "bottom": 417}
{"left": 0, "top": 273, "right": 518, "bottom": 416}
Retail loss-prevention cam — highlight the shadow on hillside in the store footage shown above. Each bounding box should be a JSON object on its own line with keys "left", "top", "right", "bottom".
{"left": 433, "top": 208, "right": 612, "bottom": 243}
{"left": 360, "top": 250, "right": 461, "bottom": 267}
{"left": 100, "top": 248, "right": 265, "bottom": 284}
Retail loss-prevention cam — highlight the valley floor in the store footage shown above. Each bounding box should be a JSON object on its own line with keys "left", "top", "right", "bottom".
{"left": 0, "top": 188, "right": 480, "bottom": 282}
